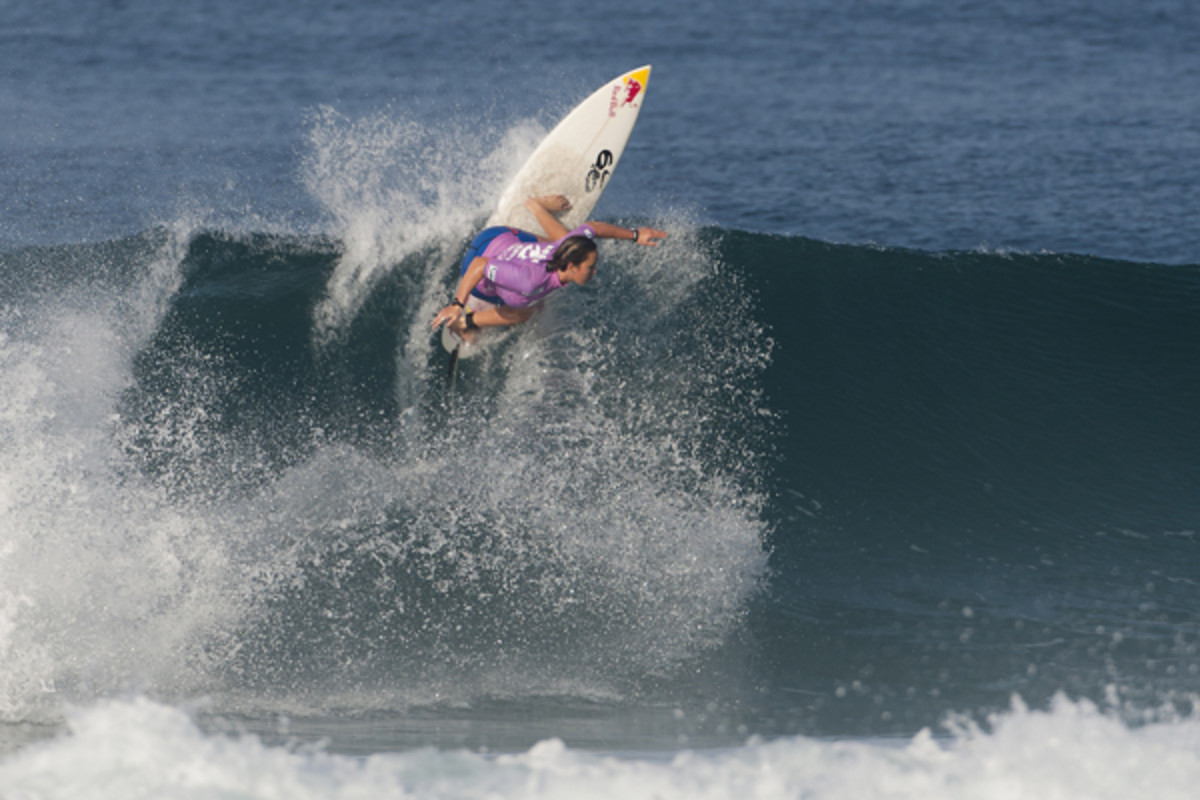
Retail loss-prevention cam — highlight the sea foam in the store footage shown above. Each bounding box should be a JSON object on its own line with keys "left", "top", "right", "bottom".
{"left": 2, "top": 694, "right": 1199, "bottom": 799}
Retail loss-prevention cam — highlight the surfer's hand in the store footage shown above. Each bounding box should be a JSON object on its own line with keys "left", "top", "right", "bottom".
{"left": 633, "top": 227, "right": 668, "bottom": 246}
{"left": 529, "top": 194, "right": 572, "bottom": 214}
{"left": 431, "top": 304, "right": 462, "bottom": 330}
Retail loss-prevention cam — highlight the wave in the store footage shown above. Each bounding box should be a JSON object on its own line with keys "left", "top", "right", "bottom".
{"left": 2, "top": 221, "right": 1198, "bottom": 736}
{"left": 750, "top": 232, "right": 1200, "bottom": 735}
{"left": 752, "top": 231, "right": 1200, "bottom": 542}
{"left": 0, "top": 222, "right": 773, "bottom": 723}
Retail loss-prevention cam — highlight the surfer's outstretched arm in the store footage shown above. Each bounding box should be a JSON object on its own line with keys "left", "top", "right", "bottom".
{"left": 523, "top": 194, "right": 668, "bottom": 246}
{"left": 583, "top": 221, "right": 668, "bottom": 246}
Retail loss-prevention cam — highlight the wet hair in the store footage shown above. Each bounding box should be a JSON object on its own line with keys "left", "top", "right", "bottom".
{"left": 545, "top": 235, "right": 598, "bottom": 273}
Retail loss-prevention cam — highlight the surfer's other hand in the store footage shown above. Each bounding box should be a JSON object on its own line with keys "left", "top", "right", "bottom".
{"left": 431, "top": 304, "right": 462, "bottom": 330}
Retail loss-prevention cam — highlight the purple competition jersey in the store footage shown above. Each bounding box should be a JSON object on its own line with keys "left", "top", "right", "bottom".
{"left": 476, "top": 225, "right": 597, "bottom": 308}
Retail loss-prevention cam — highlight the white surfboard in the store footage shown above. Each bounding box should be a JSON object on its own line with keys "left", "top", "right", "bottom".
{"left": 442, "top": 65, "right": 652, "bottom": 359}
{"left": 489, "top": 64, "right": 652, "bottom": 233}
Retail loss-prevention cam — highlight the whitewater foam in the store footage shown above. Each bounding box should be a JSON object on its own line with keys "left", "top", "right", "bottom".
{"left": 4, "top": 694, "right": 1199, "bottom": 799}
{"left": 0, "top": 209, "right": 774, "bottom": 726}
{"left": 0, "top": 228, "right": 248, "bottom": 720}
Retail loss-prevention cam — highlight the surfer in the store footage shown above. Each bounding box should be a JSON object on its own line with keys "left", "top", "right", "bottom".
{"left": 431, "top": 195, "right": 667, "bottom": 341}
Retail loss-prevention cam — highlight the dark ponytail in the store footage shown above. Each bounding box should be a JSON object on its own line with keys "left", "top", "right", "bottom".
{"left": 545, "top": 235, "right": 597, "bottom": 273}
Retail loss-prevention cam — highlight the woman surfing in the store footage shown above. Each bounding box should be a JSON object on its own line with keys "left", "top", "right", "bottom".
{"left": 431, "top": 194, "right": 666, "bottom": 342}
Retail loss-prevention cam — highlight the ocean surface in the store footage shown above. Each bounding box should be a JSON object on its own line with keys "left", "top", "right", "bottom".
{"left": 3, "top": 0, "right": 1200, "bottom": 796}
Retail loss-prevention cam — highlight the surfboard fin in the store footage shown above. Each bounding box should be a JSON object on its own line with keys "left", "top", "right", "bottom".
{"left": 445, "top": 345, "right": 460, "bottom": 396}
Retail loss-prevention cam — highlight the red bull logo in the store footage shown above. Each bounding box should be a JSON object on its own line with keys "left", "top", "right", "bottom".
{"left": 624, "top": 78, "right": 642, "bottom": 105}
{"left": 608, "top": 69, "right": 649, "bottom": 117}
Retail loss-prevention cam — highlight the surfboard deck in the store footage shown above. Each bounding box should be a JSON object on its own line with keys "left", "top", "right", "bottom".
{"left": 488, "top": 64, "right": 651, "bottom": 234}
{"left": 442, "top": 65, "right": 652, "bottom": 358}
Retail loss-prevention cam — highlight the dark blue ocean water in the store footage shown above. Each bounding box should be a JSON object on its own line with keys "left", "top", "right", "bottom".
{"left": 2, "top": 0, "right": 1200, "bottom": 796}
{"left": 6, "top": 0, "right": 1199, "bottom": 262}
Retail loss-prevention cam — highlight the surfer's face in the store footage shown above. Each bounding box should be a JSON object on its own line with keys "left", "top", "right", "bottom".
{"left": 563, "top": 252, "right": 598, "bottom": 286}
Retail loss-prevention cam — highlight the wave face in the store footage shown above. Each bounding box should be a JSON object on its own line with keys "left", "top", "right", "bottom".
{"left": 3, "top": 222, "right": 1198, "bottom": 744}
{"left": 0, "top": 223, "right": 773, "bottom": 726}
{"left": 752, "top": 232, "right": 1200, "bottom": 539}
{"left": 744, "top": 233, "right": 1200, "bottom": 730}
